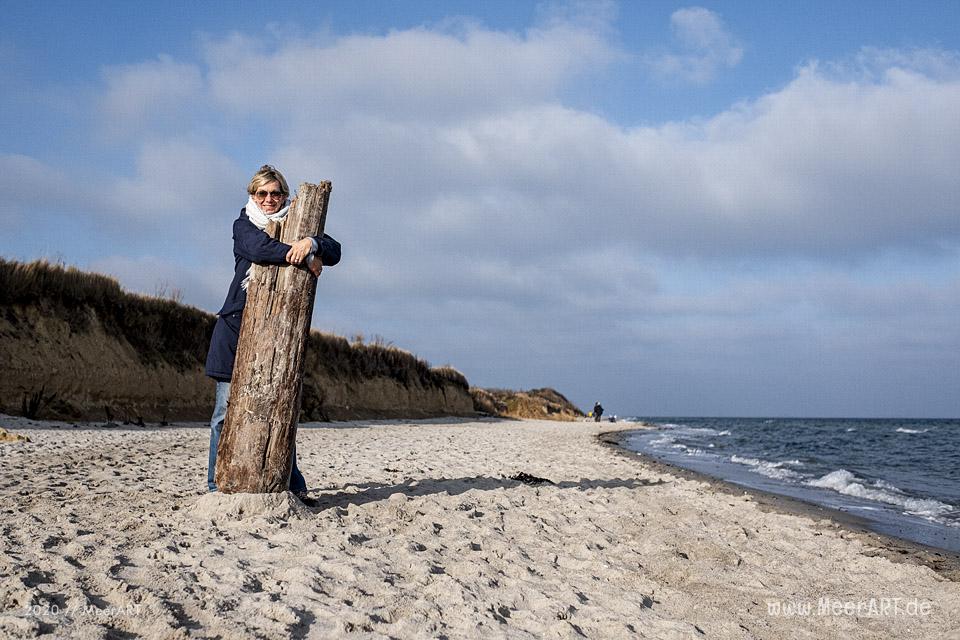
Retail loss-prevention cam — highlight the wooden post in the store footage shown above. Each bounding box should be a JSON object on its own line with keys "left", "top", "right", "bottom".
{"left": 214, "top": 181, "right": 331, "bottom": 493}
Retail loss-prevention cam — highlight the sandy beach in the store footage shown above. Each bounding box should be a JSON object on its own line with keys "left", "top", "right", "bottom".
{"left": 1, "top": 415, "right": 958, "bottom": 639}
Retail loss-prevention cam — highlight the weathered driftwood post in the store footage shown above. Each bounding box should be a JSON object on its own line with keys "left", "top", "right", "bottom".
{"left": 215, "top": 181, "right": 331, "bottom": 493}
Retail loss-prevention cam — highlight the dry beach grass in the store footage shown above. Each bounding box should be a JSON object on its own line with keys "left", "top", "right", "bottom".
{"left": 0, "top": 259, "right": 471, "bottom": 423}
{"left": 1, "top": 415, "right": 958, "bottom": 639}
{"left": 0, "top": 257, "right": 465, "bottom": 393}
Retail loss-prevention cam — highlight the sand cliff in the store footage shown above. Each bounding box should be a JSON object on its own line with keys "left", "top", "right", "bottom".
{"left": 0, "top": 259, "right": 473, "bottom": 422}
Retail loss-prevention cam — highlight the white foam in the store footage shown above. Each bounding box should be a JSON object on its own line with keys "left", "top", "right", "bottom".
{"left": 806, "top": 470, "right": 953, "bottom": 520}
{"left": 871, "top": 478, "right": 903, "bottom": 493}
{"left": 730, "top": 455, "right": 802, "bottom": 480}
{"left": 686, "top": 427, "right": 721, "bottom": 435}
{"left": 716, "top": 430, "right": 731, "bottom": 436}
{"left": 895, "top": 427, "right": 929, "bottom": 434}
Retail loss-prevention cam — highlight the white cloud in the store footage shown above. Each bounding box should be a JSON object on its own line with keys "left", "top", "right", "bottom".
{"left": 265, "top": 56, "right": 960, "bottom": 265}
{"left": 73, "top": 30, "right": 958, "bottom": 339}
{"left": 0, "top": 153, "right": 95, "bottom": 225}
{"left": 202, "top": 15, "right": 616, "bottom": 124}
{"left": 850, "top": 46, "right": 960, "bottom": 81}
{"left": 105, "top": 139, "right": 247, "bottom": 232}
{"left": 9, "top": 13, "right": 960, "bottom": 415}
{"left": 28, "top": 20, "right": 960, "bottom": 274}
{"left": 99, "top": 55, "right": 204, "bottom": 139}
{"left": 645, "top": 7, "right": 743, "bottom": 83}
{"left": 83, "top": 18, "right": 960, "bottom": 263}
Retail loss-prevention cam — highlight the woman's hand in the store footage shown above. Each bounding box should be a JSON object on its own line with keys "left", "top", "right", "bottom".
{"left": 307, "top": 254, "right": 323, "bottom": 277}
{"left": 286, "top": 238, "right": 314, "bottom": 265}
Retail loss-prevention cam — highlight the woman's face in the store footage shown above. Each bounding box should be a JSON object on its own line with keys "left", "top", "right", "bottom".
{"left": 253, "top": 180, "right": 285, "bottom": 214}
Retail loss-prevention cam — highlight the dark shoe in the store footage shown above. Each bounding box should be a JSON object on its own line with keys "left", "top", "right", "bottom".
{"left": 295, "top": 492, "right": 320, "bottom": 508}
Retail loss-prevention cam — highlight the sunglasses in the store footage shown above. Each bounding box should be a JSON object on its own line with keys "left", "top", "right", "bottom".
{"left": 254, "top": 190, "right": 284, "bottom": 199}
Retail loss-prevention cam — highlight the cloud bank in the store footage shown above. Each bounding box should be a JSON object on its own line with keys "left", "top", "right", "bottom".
{"left": 6, "top": 10, "right": 960, "bottom": 415}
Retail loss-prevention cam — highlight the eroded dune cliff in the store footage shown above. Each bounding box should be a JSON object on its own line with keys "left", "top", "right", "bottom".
{"left": 0, "top": 259, "right": 473, "bottom": 422}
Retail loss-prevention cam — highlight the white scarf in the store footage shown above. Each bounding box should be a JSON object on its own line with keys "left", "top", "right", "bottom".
{"left": 244, "top": 194, "right": 290, "bottom": 230}
{"left": 241, "top": 195, "right": 291, "bottom": 290}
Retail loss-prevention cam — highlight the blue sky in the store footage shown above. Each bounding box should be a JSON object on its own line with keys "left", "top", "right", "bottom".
{"left": 2, "top": 1, "right": 959, "bottom": 417}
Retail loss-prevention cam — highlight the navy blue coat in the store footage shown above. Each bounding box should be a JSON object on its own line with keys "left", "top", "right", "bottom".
{"left": 205, "top": 209, "right": 342, "bottom": 381}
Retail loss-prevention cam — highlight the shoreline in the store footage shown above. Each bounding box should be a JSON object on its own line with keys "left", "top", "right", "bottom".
{"left": 598, "top": 427, "right": 960, "bottom": 582}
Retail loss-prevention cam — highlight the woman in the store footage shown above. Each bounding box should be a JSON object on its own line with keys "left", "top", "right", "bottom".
{"left": 205, "top": 165, "right": 341, "bottom": 501}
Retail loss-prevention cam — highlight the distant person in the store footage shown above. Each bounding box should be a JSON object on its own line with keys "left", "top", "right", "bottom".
{"left": 593, "top": 402, "right": 604, "bottom": 423}
{"left": 204, "top": 165, "right": 341, "bottom": 504}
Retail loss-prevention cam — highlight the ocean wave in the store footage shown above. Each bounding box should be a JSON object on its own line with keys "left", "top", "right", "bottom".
{"left": 716, "top": 430, "right": 731, "bottom": 436}
{"left": 895, "top": 427, "right": 929, "bottom": 434}
{"left": 729, "top": 455, "right": 802, "bottom": 480}
{"left": 807, "top": 470, "right": 954, "bottom": 520}
{"left": 669, "top": 427, "right": 721, "bottom": 436}
{"left": 872, "top": 478, "right": 902, "bottom": 492}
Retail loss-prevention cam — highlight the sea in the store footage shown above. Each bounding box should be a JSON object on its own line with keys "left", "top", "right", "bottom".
{"left": 617, "top": 418, "right": 960, "bottom": 553}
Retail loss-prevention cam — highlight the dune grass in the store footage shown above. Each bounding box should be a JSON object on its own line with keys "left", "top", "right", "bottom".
{"left": 470, "top": 387, "right": 584, "bottom": 420}
{"left": 0, "top": 257, "right": 213, "bottom": 371}
{"left": 0, "top": 257, "right": 468, "bottom": 390}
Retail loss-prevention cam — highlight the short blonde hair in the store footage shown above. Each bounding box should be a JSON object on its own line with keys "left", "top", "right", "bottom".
{"left": 247, "top": 165, "right": 290, "bottom": 196}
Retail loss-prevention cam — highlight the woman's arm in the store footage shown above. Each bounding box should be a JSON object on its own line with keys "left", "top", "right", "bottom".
{"left": 288, "top": 233, "right": 341, "bottom": 267}
{"left": 233, "top": 217, "right": 291, "bottom": 265}
{"left": 235, "top": 215, "right": 341, "bottom": 270}
{"left": 316, "top": 234, "right": 341, "bottom": 266}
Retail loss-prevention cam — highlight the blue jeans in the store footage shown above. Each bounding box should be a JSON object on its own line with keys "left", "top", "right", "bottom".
{"left": 207, "top": 381, "right": 307, "bottom": 493}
